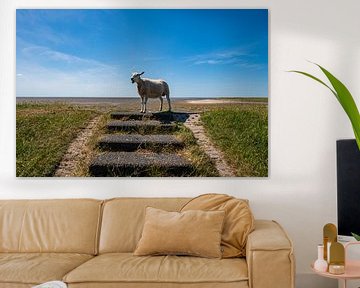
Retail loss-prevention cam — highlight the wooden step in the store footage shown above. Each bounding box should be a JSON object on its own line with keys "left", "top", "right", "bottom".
{"left": 110, "top": 111, "right": 190, "bottom": 122}
{"left": 98, "top": 134, "right": 184, "bottom": 151}
{"left": 107, "top": 120, "right": 177, "bottom": 133}
{"left": 110, "top": 112, "right": 153, "bottom": 120}
{"left": 89, "top": 152, "right": 193, "bottom": 177}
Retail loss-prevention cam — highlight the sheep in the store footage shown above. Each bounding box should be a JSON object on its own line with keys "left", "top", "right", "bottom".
{"left": 131, "top": 72, "right": 171, "bottom": 113}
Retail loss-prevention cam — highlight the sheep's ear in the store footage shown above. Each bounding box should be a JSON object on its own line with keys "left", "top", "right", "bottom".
{"left": 140, "top": 71, "right": 145, "bottom": 75}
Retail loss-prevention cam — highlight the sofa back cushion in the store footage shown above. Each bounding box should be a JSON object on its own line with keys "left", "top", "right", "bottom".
{"left": 99, "top": 198, "right": 189, "bottom": 253}
{"left": 0, "top": 199, "right": 102, "bottom": 254}
{"left": 181, "top": 194, "right": 254, "bottom": 258}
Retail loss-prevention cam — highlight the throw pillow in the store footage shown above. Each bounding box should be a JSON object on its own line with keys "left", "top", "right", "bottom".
{"left": 181, "top": 193, "right": 254, "bottom": 258}
{"left": 134, "top": 207, "right": 225, "bottom": 258}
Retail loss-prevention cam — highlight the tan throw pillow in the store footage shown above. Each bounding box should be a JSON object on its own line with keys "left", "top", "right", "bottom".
{"left": 181, "top": 193, "right": 254, "bottom": 258}
{"left": 134, "top": 207, "right": 225, "bottom": 258}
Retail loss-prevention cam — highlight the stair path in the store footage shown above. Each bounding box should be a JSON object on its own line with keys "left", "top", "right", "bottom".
{"left": 90, "top": 112, "right": 193, "bottom": 176}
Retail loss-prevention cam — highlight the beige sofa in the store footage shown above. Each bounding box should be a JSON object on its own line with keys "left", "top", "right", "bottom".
{"left": 0, "top": 198, "right": 295, "bottom": 288}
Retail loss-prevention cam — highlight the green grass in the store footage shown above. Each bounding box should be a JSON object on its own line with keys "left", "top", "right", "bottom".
{"left": 16, "top": 103, "right": 98, "bottom": 177}
{"left": 201, "top": 105, "right": 268, "bottom": 177}
{"left": 16, "top": 101, "right": 264, "bottom": 177}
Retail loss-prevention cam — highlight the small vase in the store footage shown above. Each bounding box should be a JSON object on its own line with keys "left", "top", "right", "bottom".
{"left": 314, "top": 244, "right": 328, "bottom": 272}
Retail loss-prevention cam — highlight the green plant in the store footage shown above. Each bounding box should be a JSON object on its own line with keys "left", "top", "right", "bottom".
{"left": 291, "top": 64, "right": 360, "bottom": 240}
{"left": 352, "top": 232, "right": 360, "bottom": 241}
{"left": 290, "top": 63, "right": 360, "bottom": 150}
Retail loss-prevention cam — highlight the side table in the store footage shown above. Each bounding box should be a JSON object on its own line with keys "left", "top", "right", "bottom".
{"left": 311, "top": 242, "right": 360, "bottom": 288}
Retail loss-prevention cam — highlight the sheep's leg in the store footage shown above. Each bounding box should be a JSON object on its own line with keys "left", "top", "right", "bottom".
{"left": 159, "top": 97, "right": 163, "bottom": 112}
{"left": 140, "top": 97, "right": 144, "bottom": 113}
{"left": 143, "top": 97, "right": 148, "bottom": 113}
{"left": 166, "top": 94, "right": 172, "bottom": 111}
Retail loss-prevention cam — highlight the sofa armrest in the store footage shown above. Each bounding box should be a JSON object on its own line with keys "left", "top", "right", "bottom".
{"left": 246, "top": 220, "right": 295, "bottom": 288}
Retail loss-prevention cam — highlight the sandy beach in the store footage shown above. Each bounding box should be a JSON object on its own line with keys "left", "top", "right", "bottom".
{"left": 16, "top": 97, "right": 267, "bottom": 113}
{"left": 185, "top": 99, "right": 267, "bottom": 105}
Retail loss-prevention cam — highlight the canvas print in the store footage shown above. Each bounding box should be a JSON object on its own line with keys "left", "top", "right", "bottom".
{"left": 16, "top": 9, "right": 268, "bottom": 177}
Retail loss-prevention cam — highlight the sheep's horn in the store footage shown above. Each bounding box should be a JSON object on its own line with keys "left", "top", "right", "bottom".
{"left": 140, "top": 72, "right": 145, "bottom": 75}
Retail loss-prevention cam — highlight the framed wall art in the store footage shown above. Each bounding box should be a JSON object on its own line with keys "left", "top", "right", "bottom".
{"left": 16, "top": 9, "right": 268, "bottom": 177}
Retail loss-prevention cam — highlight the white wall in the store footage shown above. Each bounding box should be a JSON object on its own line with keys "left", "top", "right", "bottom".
{"left": 1, "top": 0, "right": 360, "bottom": 287}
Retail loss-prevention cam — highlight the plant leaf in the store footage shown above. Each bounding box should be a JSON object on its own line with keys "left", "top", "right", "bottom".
{"left": 289, "top": 70, "right": 338, "bottom": 100}
{"left": 290, "top": 64, "right": 360, "bottom": 150}
{"left": 351, "top": 232, "right": 360, "bottom": 241}
{"left": 316, "top": 64, "right": 360, "bottom": 150}
{"left": 354, "top": 128, "right": 360, "bottom": 149}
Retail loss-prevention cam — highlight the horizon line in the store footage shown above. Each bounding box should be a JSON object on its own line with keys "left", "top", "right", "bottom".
{"left": 16, "top": 95, "right": 268, "bottom": 99}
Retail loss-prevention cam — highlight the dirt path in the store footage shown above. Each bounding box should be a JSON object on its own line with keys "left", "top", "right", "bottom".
{"left": 184, "top": 114, "right": 236, "bottom": 177}
{"left": 54, "top": 115, "right": 102, "bottom": 177}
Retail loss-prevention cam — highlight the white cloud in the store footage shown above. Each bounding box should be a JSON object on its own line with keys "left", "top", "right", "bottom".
{"left": 17, "top": 43, "right": 134, "bottom": 97}
{"left": 21, "top": 44, "right": 111, "bottom": 69}
{"left": 184, "top": 48, "right": 264, "bottom": 70}
{"left": 17, "top": 62, "right": 134, "bottom": 97}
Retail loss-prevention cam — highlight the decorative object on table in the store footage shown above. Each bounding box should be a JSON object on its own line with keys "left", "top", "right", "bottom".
{"left": 317, "top": 223, "right": 346, "bottom": 275}
{"left": 328, "top": 264, "right": 345, "bottom": 275}
{"left": 312, "top": 234, "right": 360, "bottom": 288}
{"left": 329, "top": 242, "right": 345, "bottom": 275}
{"left": 32, "top": 281, "right": 67, "bottom": 288}
{"left": 323, "top": 223, "right": 337, "bottom": 262}
{"left": 314, "top": 244, "right": 328, "bottom": 272}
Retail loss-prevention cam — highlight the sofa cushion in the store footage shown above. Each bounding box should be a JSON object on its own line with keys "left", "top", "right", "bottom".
{"left": 0, "top": 199, "right": 102, "bottom": 254}
{"left": 99, "top": 198, "right": 190, "bottom": 253}
{"left": 64, "top": 253, "right": 248, "bottom": 285}
{"left": 181, "top": 194, "right": 254, "bottom": 258}
{"left": 134, "top": 207, "right": 225, "bottom": 258}
{"left": 0, "top": 253, "right": 93, "bottom": 285}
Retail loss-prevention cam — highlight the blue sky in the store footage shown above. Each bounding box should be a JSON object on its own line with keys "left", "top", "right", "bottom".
{"left": 16, "top": 9, "right": 268, "bottom": 98}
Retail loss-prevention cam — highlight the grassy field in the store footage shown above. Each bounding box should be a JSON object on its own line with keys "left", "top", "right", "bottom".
{"left": 16, "top": 98, "right": 268, "bottom": 177}
{"left": 16, "top": 103, "right": 98, "bottom": 177}
{"left": 201, "top": 105, "right": 268, "bottom": 177}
